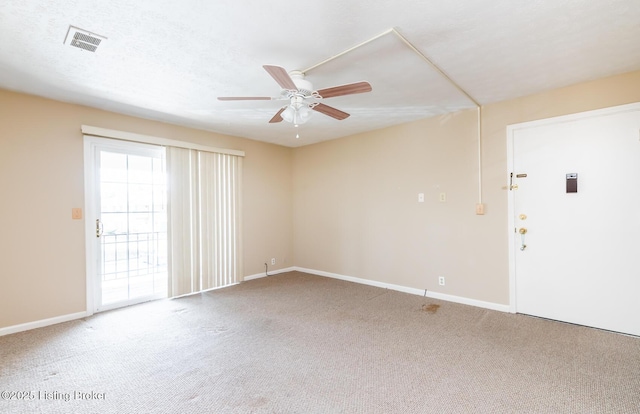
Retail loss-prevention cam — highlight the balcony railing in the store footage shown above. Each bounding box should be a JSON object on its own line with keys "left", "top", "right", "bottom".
{"left": 100, "top": 231, "right": 168, "bottom": 304}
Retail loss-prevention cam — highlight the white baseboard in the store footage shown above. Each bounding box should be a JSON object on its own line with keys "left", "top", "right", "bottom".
{"left": 243, "top": 266, "right": 296, "bottom": 281}
{"left": 2, "top": 268, "right": 508, "bottom": 337}
{"left": 294, "top": 267, "right": 511, "bottom": 313}
{"left": 0, "top": 311, "right": 89, "bottom": 337}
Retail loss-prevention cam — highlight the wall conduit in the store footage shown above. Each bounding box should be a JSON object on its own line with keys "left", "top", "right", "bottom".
{"left": 303, "top": 28, "right": 484, "bottom": 208}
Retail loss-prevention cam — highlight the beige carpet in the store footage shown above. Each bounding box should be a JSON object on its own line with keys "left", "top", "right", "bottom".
{"left": 1, "top": 271, "right": 639, "bottom": 413}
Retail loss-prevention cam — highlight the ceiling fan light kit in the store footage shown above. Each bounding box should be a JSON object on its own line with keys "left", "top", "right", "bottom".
{"left": 281, "top": 101, "right": 312, "bottom": 125}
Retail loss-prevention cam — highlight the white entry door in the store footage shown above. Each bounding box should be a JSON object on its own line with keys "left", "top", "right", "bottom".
{"left": 509, "top": 103, "right": 640, "bottom": 336}
{"left": 85, "top": 137, "right": 168, "bottom": 312}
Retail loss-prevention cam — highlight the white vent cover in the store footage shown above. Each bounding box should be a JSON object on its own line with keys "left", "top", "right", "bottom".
{"left": 64, "top": 25, "right": 106, "bottom": 53}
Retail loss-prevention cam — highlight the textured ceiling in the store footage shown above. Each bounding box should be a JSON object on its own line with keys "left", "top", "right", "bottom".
{"left": 1, "top": 0, "right": 639, "bottom": 147}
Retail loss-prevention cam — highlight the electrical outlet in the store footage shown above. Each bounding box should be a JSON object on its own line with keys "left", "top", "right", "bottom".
{"left": 439, "top": 193, "right": 446, "bottom": 202}
{"left": 418, "top": 193, "right": 425, "bottom": 203}
{"left": 438, "top": 276, "right": 445, "bottom": 286}
{"left": 271, "top": 258, "right": 276, "bottom": 265}
{"left": 475, "top": 203, "right": 485, "bottom": 215}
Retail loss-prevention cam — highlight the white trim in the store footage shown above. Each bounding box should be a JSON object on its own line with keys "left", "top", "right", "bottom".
{"left": 81, "top": 125, "right": 245, "bottom": 157}
{"left": 83, "top": 137, "right": 97, "bottom": 317}
{"left": 506, "top": 101, "right": 640, "bottom": 132}
{"left": 293, "top": 267, "right": 510, "bottom": 313}
{"left": 0, "top": 311, "right": 89, "bottom": 337}
{"left": 506, "top": 101, "right": 640, "bottom": 314}
{"left": 243, "top": 267, "right": 296, "bottom": 281}
{"left": 171, "top": 282, "right": 241, "bottom": 299}
{"left": 94, "top": 294, "right": 167, "bottom": 313}
{"left": 506, "top": 124, "right": 517, "bottom": 313}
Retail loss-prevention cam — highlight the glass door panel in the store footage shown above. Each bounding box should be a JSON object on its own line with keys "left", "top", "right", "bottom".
{"left": 97, "top": 146, "right": 167, "bottom": 310}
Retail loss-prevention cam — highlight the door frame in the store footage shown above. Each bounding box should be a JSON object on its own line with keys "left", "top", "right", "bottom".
{"left": 506, "top": 101, "right": 640, "bottom": 314}
{"left": 83, "top": 135, "right": 166, "bottom": 314}
{"left": 84, "top": 135, "right": 100, "bottom": 317}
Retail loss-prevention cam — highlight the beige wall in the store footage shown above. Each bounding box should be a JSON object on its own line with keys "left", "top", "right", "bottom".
{"left": 3, "top": 69, "right": 640, "bottom": 329}
{"left": 0, "top": 90, "right": 293, "bottom": 328}
{"left": 293, "top": 70, "right": 640, "bottom": 306}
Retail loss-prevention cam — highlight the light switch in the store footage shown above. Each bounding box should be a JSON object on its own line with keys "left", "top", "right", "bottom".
{"left": 418, "top": 193, "right": 424, "bottom": 203}
{"left": 72, "top": 208, "right": 83, "bottom": 220}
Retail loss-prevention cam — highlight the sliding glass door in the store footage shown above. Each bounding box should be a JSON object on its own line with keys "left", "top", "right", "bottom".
{"left": 85, "top": 132, "right": 243, "bottom": 313}
{"left": 87, "top": 138, "right": 168, "bottom": 312}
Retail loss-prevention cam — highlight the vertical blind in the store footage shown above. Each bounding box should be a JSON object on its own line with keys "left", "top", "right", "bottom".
{"left": 167, "top": 147, "right": 242, "bottom": 297}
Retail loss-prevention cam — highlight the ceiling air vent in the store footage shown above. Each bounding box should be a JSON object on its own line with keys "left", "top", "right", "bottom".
{"left": 64, "top": 25, "right": 106, "bottom": 53}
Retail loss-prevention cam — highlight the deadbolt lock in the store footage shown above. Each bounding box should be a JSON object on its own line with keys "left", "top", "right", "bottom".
{"left": 519, "top": 228, "right": 527, "bottom": 234}
{"left": 519, "top": 214, "right": 527, "bottom": 220}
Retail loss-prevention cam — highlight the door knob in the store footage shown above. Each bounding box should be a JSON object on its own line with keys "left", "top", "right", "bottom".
{"left": 519, "top": 228, "right": 527, "bottom": 234}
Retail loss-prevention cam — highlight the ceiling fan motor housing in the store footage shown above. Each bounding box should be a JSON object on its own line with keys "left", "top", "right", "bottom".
{"left": 289, "top": 72, "right": 314, "bottom": 96}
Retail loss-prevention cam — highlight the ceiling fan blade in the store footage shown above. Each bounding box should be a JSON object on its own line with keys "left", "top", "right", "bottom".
{"left": 217, "top": 96, "right": 273, "bottom": 101}
{"left": 263, "top": 65, "right": 297, "bottom": 90}
{"left": 269, "top": 107, "right": 286, "bottom": 123}
{"left": 312, "top": 103, "right": 350, "bottom": 120}
{"left": 316, "top": 81, "right": 372, "bottom": 99}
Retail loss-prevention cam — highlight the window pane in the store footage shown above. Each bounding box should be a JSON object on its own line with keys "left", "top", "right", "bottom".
{"left": 101, "top": 182, "right": 127, "bottom": 212}
{"left": 128, "top": 155, "right": 154, "bottom": 184}
{"left": 129, "top": 184, "right": 153, "bottom": 212}
{"left": 153, "top": 184, "right": 166, "bottom": 212}
{"left": 129, "top": 212, "right": 151, "bottom": 234}
{"left": 101, "top": 152, "right": 127, "bottom": 183}
{"left": 102, "top": 212, "right": 128, "bottom": 235}
{"left": 153, "top": 158, "right": 166, "bottom": 185}
{"left": 153, "top": 213, "right": 167, "bottom": 233}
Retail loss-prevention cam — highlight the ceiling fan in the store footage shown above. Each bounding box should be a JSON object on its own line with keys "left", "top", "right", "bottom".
{"left": 218, "top": 65, "right": 372, "bottom": 126}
